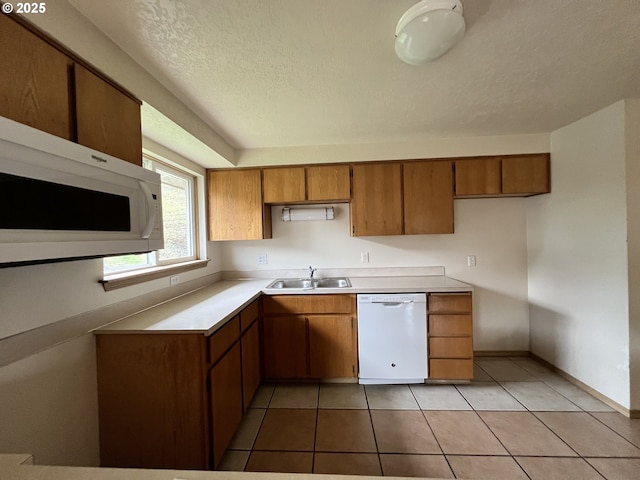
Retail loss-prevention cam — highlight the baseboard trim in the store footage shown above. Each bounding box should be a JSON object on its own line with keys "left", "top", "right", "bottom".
{"left": 474, "top": 350, "right": 529, "bottom": 357}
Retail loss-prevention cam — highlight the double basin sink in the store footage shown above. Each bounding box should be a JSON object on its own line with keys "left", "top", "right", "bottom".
{"left": 266, "top": 277, "right": 351, "bottom": 289}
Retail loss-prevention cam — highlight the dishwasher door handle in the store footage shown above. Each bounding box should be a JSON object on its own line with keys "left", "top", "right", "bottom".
{"left": 372, "top": 301, "right": 413, "bottom": 306}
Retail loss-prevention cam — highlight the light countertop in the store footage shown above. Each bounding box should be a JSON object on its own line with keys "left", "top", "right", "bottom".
{"left": 95, "top": 275, "right": 472, "bottom": 336}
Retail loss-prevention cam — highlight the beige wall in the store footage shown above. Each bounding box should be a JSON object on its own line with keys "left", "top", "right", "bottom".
{"left": 527, "top": 100, "right": 631, "bottom": 408}
{"left": 220, "top": 197, "right": 531, "bottom": 351}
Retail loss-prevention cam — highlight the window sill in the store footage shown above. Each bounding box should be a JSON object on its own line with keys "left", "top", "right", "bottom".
{"left": 100, "top": 259, "right": 210, "bottom": 292}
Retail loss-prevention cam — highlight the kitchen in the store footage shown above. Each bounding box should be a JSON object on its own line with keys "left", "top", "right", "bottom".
{"left": 1, "top": 1, "right": 640, "bottom": 479}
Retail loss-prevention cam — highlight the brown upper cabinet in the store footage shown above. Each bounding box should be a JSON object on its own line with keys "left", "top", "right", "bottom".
{"left": 455, "top": 157, "right": 502, "bottom": 196}
{"left": 207, "top": 169, "right": 272, "bottom": 241}
{"left": 0, "top": 13, "right": 72, "bottom": 140}
{"left": 351, "top": 163, "right": 403, "bottom": 236}
{"left": 404, "top": 160, "right": 454, "bottom": 234}
{"left": 0, "top": 14, "right": 143, "bottom": 165}
{"left": 262, "top": 167, "right": 306, "bottom": 203}
{"left": 502, "top": 154, "right": 550, "bottom": 195}
{"left": 74, "top": 65, "right": 143, "bottom": 165}
{"left": 306, "top": 165, "right": 351, "bottom": 201}
{"left": 455, "top": 154, "right": 550, "bottom": 197}
{"left": 262, "top": 165, "right": 351, "bottom": 204}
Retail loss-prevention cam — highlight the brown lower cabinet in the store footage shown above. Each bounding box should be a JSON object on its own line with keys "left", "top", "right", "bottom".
{"left": 427, "top": 292, "right": 474, "bottom": 380}
{"left": 96, "top": 300, "right": 260, "bottom": 470}
{"left": 262, "top": 294, "right": 358, "bottom": 380}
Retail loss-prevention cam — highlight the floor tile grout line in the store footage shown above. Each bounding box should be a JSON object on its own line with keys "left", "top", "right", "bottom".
{"left": 311, "top": 383, "right": 320, "bottom": 473}
{"left": 585, "top": 410, "right": 640, "bottom": 450}
{"left": 234, "top": 375, "right": 638, "bottom": 477}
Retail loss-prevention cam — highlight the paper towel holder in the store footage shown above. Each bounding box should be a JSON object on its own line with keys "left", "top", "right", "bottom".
{"left": 282, "top": 206, "right": 335, "bottom": 222}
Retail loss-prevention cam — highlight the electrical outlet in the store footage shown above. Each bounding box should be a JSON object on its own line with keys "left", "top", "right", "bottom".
{"left": 467, "top": 255, "right": 476, "bottom": 267}
{"left": 170, "top": 275, "right": 180, "bottom": 286}
{"left": 257, "top": 253, "right": 268, "bottom": 265}
{"left": 361, "top": 252, "right": 370, "bottom": 263}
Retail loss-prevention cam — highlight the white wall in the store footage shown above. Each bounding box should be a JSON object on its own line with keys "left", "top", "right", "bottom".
{"left": 527, "top": 101, "right": 631, "bottom": 408}
{"left": 0, "top": 144, "right": 222, "bottom": 465}
{"left": 219, "top": 197, "right": 531, "bottom": 351}
{"left": 625, "top": 99, "right": 640, "bottom": 410}
{"left": 0, "top": 335, "right": 99, "bottom": 466}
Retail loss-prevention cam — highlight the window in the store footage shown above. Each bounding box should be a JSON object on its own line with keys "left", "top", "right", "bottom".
{"left": 103, "top": 155, "right": 197, "bottom": 275}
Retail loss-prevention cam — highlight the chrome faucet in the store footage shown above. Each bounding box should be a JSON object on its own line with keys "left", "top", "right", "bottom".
{"left": 308, "top": 266, "right": 317, "bottom": 279}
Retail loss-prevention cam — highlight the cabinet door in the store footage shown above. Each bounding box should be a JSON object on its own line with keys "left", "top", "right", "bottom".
{"left": 0, "top": 14, "right": 72, "bottom": 140}
{"left": 455, "top": 158, "right": 502, "bottom": 196}
{"left": 307, "top": 165, "right": 351, "bottom": 201}
{"left": 241, "top": 320, "right": 261, "bottom": 411}
{"left": 96, "top": 334, "right": 207, "bottom": 469}
{"left": 210, "top": 342, "right": 243, "bottom": 468}
{"left": 263, "top": 167, "right": 306, "bottom": 203}
{"left": 502, "top": 154, "right": 550, "bottom": 195}
{"left": 351, "top": 163, "right": 403, "bottom": 236}
{"left": 207, "top": 169, "right": 272, "bottom": 240}
{"left": 308, "top": 315, "right": 357, "bottom": 378}
{"left": 404, "top": 160, "right": 454, "bottom": 234}
{"left": 74, "top": 64, "right": 142, "bottom": 165}
{"left": 262, "top": 316, "right": 308, "bottom": 379}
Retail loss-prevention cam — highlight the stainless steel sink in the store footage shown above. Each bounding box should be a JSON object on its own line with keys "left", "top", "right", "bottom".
{"left": 266, "top": 277, "right": 351, "bottom": 289}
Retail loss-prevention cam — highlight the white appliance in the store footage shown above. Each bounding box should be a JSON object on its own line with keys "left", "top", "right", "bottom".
{"left": 357, "top": 293, "right": 428, "bottom": 384}
{"left": 0, "top": 116, "right": 163, "bottom": 267}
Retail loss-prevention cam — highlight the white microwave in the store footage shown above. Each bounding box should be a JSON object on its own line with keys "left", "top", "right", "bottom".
{"left": 0, "top": 116, "right": 163, "bottom": 267}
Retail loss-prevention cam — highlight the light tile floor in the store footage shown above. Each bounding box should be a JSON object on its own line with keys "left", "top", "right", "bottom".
{"left": 219, "top": 357, "right": 640, "bottom": 479}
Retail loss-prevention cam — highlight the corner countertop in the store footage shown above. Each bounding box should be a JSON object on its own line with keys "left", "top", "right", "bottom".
{"left": 95, "top": 275, "right": 472, "bottom": 336}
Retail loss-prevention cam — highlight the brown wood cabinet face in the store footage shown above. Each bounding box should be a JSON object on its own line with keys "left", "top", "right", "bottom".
{"left": 0, "top": 14, "right": 72, "bottom": 140}
{"left": 308, "top": 315, "right": 357, "bottom": 378}
{"left": 240, "top": 300, "right": 259, "bottom": 333}
{"left": 210, "top": 342, "right": 243, "bottom": 468}
{"left": 404, "top": 160, "right": 454, "bottom": 234}
{"left": 428, "top": 293, "right": 472, "bottom": 313}
{"left": 96, "top": 334, "right": 207, "bottom": 469}
{"left": 263, "top": 167, "right": 306, "bottom": 203}
{"left": 427, "top": 292, "right": 473, "bottom": 381}
{"left": 263, "top": 294, "right": 355, "bottom": 315}
{"left": 262, "top": 295, "right": 357, "bottom": 380}
{"left": 209, "top": 316, "right": 240, "bottom": 365}
{"left": 306, "top": 165, "right": 351, "bottom": 201}
{"left": 74, "top": 64, "right": 142, "bottom": 165}
{"left": 429, "top": 359, "right": 474, "bottom": 380}
{"left": 502, "top": 154, "right": 550, "bottom": 195}
{"left": 262, "top": 315, "right": 308, "bottom": 379}
{"left": 429, "top": 337, "right": 473, "bottom": 358}
{"left": 455, "top": 158, "right": 502, "bottom": 196}
{"left": 207, "top": 169, "right": 272, "bottom": 240}
{"left": 241, "top": 320, "right": 261, "bottom": 411}
{"left": 351, "top": 163, "right": 403, "bottom": 236}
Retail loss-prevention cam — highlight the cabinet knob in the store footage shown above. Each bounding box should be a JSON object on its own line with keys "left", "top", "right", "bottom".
{"left": 391, "top": 363, "right": 396, "bottom": 367}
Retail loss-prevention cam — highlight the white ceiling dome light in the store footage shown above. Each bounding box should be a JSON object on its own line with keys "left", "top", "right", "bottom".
{"left": 395, "top": 0, "right": 466, "bottom": 65}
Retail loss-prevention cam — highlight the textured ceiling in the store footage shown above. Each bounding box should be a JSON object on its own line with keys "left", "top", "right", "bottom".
{"left": 69, "top": 0, "right": 640, "bottom": 151}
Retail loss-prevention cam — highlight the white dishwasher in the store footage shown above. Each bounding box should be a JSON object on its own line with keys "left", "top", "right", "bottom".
{"left": 357, "top": 293, "right": 427, "bottom": 384}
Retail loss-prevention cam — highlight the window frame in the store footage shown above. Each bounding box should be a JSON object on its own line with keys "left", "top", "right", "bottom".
{"left": 100, "top": 150, "right": 209, "bottom": 290}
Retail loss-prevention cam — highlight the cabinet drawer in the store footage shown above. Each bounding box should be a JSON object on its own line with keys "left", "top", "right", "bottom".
{"left": 429, "top": 315, "right": 472, "bottom": 336}
{"left": 429, "top": 359, "right": 474, "bottom": 380}
{"left": 428, "top": 293, "right": 472, "bottom": 313}
{"left": 263, "top": 294, "right": 355, "bottom": 315}
{"left": 429, "top": 337, "right": 473, "bottom": 358}
{"left": 240, "top": 300, "right": 259, "bottom": 333}
{"left": 209, "top": 316, "right": 240, "bottom": 365}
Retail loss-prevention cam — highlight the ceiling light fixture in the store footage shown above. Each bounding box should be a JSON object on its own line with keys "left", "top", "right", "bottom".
{"left": 395, "top": 0, "right": 466, "bottom": 65}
